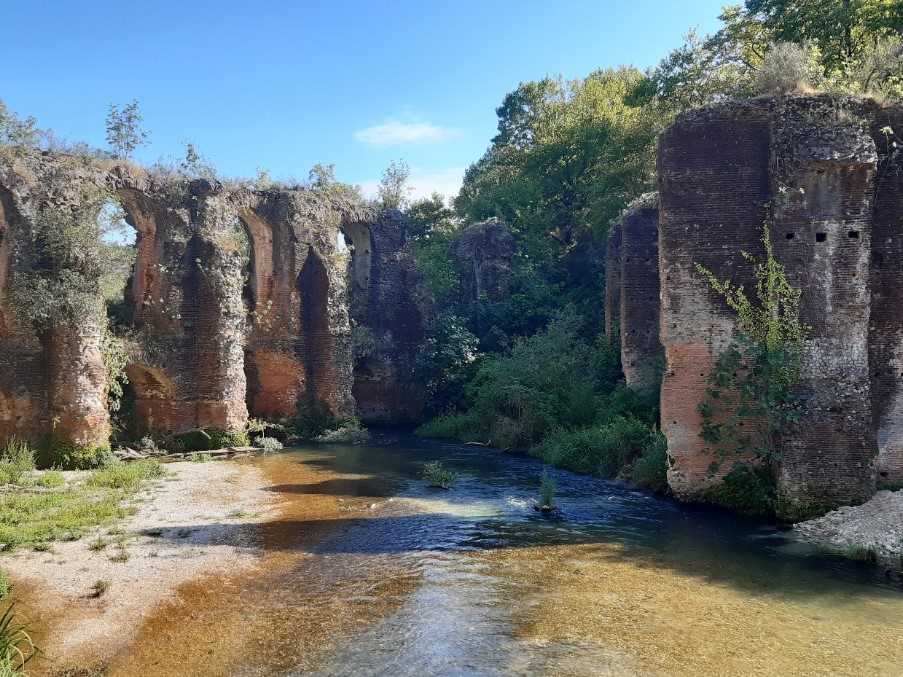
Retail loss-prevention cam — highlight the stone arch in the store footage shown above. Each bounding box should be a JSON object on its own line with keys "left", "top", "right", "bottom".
{"left": 238, "top": 211, "right": 274, "bottom": 314}
{"left": 298, "top": 249, "right": 334, "bottom": 410}
{"left": 98, "top": 196, "right": 139, "bottom": 326}
{"left": 115, "top": 190, "right": 158, "bottom": 325}
{"left": 339, "top": 221, "right": 373, "bottom": 323}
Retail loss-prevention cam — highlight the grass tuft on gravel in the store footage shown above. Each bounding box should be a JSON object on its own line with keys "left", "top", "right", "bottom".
{"left": 0, "top": 460, "right": 168, "bottom": 551}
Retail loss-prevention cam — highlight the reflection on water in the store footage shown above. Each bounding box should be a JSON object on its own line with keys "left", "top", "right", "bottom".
{"left": 262, "top": 433, "right": 903, "bottom": 676}
{"left": 124, "top": 432, "right": 903, "bottom": 675}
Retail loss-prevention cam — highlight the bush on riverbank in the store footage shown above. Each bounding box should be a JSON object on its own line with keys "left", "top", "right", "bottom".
{"left": 415, "top": 311, "right": 667, "bottom": 490}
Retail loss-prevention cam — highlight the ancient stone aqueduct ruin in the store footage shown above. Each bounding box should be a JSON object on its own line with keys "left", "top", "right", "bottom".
{"left": 608, "top": 95, "right": 903, "bottom": 518}
{"left": 0, "top": 151, "right": 425, "bottom": 452}
{"left": 1, "top": 94, "right": 902, "bottom": 518}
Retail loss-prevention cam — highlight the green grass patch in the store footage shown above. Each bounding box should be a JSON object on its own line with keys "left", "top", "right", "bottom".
{"left": 34, "top": 471, "right": 65, "bottom": 489}
{"left": 0, "top": 460, "right": 166, "bottom": 550}
{"left": 87, "top": 460, "right": 166, "bottom": 491}
{"left": 0, "top": 571, "right": 10, "bottom": 602}
{"left": 0, "top": 489, "right": 127, "bottom": 550}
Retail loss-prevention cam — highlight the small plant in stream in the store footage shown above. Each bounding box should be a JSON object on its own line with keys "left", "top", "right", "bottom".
{"left": 537, "top": 470, "right": 557, "bottom": 511}
{"left": 422, "top": 461, "right": 458, "bottom": 489}
{"left": 254, "top": 436, "right": 283, "bottom": 453}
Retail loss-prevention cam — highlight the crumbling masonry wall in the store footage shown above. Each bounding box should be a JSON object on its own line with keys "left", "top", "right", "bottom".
{"left": 657, "top": 95, "right": 901, "bottom": 517}
{"left": 0, "top": 150, "right": 424, "bottom": 450}
{"left": 0, "top": 154, "right": 113, "bottom": 448}
{"left": 867, "top": 104, "right": 903, "bottom": 487}
{"left": 618, "top": 193, "right": 662, "bottom": 392}
{"left": 603, "top": 221, "right": 621, "bottom": 342}
{"left": 350, "top": 210, "right": 428, "bottom": 423}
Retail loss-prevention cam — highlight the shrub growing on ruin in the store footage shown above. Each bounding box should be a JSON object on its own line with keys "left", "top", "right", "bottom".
{"left": 755, "top": 42, "right": 823, "bottom": 95}
{"left": 105, "top": 99, "right": 148, "bottom": 159}
{"left": 696, "top": 224, "right": 807, "bottom": 485}
{"left": 9, "top": 191, "right": 108, "bottom": 329}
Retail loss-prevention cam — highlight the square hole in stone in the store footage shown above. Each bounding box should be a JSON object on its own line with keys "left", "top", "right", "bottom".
{"left": 785, "top": 232, "right": 795, "bottom": 240}
{"left": 816, "top": 232, "right": 827, "bottom": 243}
{"left": 848, "top": 230, "right": 860, "bottom": 239}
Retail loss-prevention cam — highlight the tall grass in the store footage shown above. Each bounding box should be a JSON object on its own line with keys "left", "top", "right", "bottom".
{"left": 0, "top": 604, "right": 37, "bottom": 675}
{"left": 0, "top": 441, "right": 35, "bottom": 487}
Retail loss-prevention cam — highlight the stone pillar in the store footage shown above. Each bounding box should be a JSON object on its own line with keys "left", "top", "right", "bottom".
{"left": 658, "top": 96, "right": 887, "bottom": 517}
{"left": 658, "top": 100, "right": 772, "bottom": 499}
{"left": 188, "top": 236, "right": 248, "bottom": 432}
{"left": 868, "top": 106, "right": 903, "bottom": 487}
{"left": 618, "top": 193, "right": 663, "bottom": 392}
{"left": 770, "top": 98, "right": 878, "bottom": 517}
{"left": 43, "top": 319, "right": 110, "bottom": 448}
{"left": 603, "top": 222, "right": 622, "bottom": 342}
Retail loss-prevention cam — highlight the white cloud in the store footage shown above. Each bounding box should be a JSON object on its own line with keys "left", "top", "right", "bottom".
{"left": 354, "top": 119, "right": 457, "bottom": 146}
{"left": 358, "top": 166, "right": 465, "bottom": 204}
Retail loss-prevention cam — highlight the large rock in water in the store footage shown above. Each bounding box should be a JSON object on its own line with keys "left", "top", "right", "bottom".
{"left": 657, "top": 95, "right": 903, "bottom": 519}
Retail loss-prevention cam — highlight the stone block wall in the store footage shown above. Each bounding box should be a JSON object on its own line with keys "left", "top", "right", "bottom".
{"left": 454, "top": 218, "right": 516, "bottom": 302}
{"left": 0, "top": 149, "right": 425, "bottom": 451}
{"left": 657, "top": 95, "right": 901, "bottom": 517}
{"left": 867, "top": 104, "right": 903, "bottom": 487}
{"left": 618, "top": 193, "right": 662, "bottom": 392}
{"left": 350, "top": 210, "right": 428, "bottom": 423}
{"left": 603, "top": 221, "right": 621, "bottom": 342}
{"left": 658, "top": 99, "right": 772, "bottom": 499}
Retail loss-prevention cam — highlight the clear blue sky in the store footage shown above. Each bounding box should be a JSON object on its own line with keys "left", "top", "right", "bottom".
{"left": 2, "top": 0, "right": 727, "bottom": 200}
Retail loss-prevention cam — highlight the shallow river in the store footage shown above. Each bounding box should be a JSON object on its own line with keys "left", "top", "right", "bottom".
{"left": 112, "top": 433, "right": 903, "bottom": 676}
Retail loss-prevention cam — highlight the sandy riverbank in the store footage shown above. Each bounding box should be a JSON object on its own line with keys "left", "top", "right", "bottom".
{"left": 6, "top": 460, "right": 277, "bottom": 672}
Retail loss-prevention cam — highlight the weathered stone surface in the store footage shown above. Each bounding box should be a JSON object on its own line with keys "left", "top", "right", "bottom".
{"left": 866, "top": 104, "right": 903, "bottom": 487}
{"left": 603, "top": 221, "right": 621, "bottom": 342}
{"left": 659, "top": 99, "right": 772, "bottom": 499}
{"left": 618, "top": 193, "right": 662, "bottom": 392}
{"left": 350, "top": 209, "right": 427, "bottom": 423}
{"left": 0, "top": 152, "right": 113, "bottom": 448}
{"left": 657, "top": 95, "right": 897, "bottom": 518}
{"left": 0, "top": 149, "right": 426, "bottom": 450}
{"left": 453, "top": 218, "right": 516, "bottom": 302}
{"left": 770, "top": 97, "right": 878, "bottom": 517}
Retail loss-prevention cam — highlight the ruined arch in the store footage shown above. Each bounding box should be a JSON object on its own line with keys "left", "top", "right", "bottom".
{"left": 237, "top": 211, "right": 274, "bottom": 314}
{"left": 115, "top": 190, "right": 158, "bottom": 326}
{"left": 298, "top": 249, "right": 334, "bottom": 410}
{"left": 339, "top": 221, "right": 373, "bottom": 324}
{"left": 98, "top": 197, "right": 139, "bottom": 326}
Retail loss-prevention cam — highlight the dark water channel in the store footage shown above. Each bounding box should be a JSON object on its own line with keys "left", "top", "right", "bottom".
{"left": 214, "top": 432, "right": 903, "bottom": 676}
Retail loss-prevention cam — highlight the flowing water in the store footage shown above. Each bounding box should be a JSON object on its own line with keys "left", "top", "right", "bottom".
{"left": 110, "top": 433, "right": 903, "bottom": 676}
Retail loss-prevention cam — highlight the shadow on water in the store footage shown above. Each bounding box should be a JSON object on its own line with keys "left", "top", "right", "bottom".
{"left": 146, "top": 431, "right": 903, "bottom": 603}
